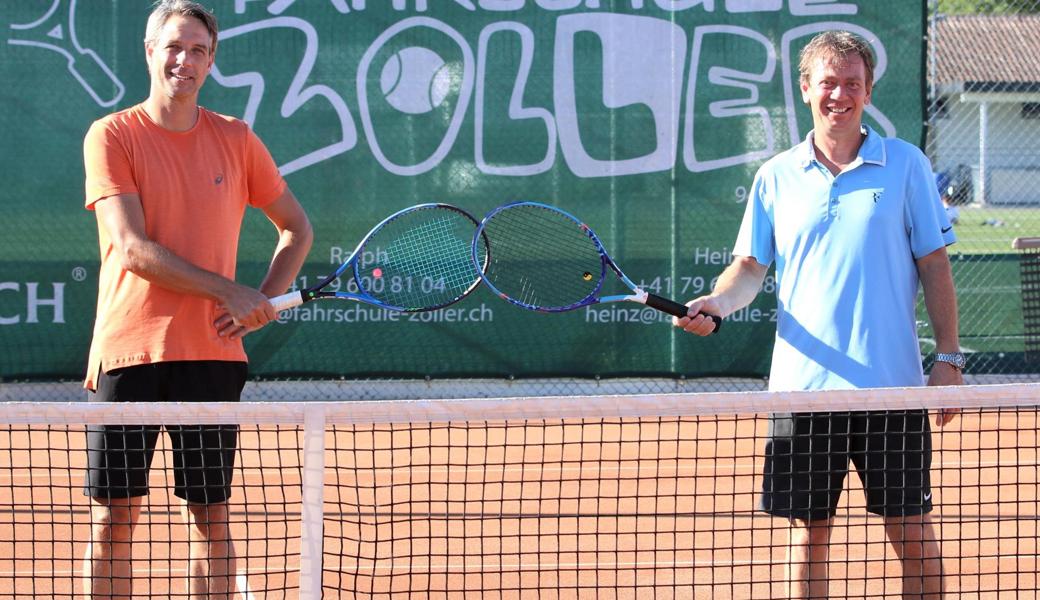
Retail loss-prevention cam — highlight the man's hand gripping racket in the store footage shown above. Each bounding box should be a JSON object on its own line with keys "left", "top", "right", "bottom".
{"left": 270, "top": 203, "right": 489, "bottom": 313}
{"left": 472, "top": 201, "right": 721, "bottom": 331}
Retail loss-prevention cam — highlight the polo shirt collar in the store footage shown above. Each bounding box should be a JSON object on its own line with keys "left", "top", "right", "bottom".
{"left": 799, "top": 125, "right": 887, "bottom": 169}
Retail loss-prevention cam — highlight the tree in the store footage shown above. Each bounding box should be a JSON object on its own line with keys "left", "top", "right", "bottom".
{"left": 938, "top": 0, "right": 1040, "bottom": 14}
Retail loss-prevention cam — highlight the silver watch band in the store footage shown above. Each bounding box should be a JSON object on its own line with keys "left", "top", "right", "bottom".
{"left": 934, "top": 352, "right": 966, "bottom": 370}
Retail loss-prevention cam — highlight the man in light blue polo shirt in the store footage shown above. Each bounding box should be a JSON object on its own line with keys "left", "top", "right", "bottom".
{"left": 676, "top": 31, "right": 962, "bottom": 599}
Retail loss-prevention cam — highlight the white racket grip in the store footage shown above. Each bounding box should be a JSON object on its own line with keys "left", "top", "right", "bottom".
{"left": 270, "top": 291, "right": 305, "bottom": 313}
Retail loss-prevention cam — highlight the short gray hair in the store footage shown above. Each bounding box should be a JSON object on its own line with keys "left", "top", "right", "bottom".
{"left": 798, "top": 30, "right": 875, "bottom": 88}
{"left": 144, "top": 0, "right": 219, "bottom": 55}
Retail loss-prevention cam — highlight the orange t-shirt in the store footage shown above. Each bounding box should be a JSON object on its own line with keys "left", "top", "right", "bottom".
{"left": 83, "top": 104, "right": 287, "bottom": 390}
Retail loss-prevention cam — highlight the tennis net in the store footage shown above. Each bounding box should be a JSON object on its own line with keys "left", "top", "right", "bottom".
{"left": 0, "top": 383, "right": 1037, "bottom": 599}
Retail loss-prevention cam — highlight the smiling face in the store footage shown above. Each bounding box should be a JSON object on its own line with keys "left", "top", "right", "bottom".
{"left": 145, "top": 13, "right": 214, "bottom": 104}
{"left": 800, "top": 52, "right": 872, "bottom": 141}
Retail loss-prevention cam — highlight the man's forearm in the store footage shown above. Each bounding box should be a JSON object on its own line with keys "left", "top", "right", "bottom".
{"left": 121, "top": 237, "right": 241, "bottom": 303}
{"left": 258, "top": 226, "right": 313, "bottom": 298}
{"left": 711, "top": 256, "right": 769, "bottom": 317}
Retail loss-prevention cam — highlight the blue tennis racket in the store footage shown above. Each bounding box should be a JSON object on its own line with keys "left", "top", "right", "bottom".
{"left": 473, "top": 201, "right": 721, "bottom": 331}
{"left": 271, "top": 203, "right": 489, "bottom": 313}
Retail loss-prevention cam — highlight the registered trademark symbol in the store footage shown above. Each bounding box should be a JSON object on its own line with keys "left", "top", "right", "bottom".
{"left": 72, "top": 267, "right": 88, "bottom": 282}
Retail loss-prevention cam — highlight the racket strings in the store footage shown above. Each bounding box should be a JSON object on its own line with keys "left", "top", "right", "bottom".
{"left": 359, "top": 208, "right": 481, "bottom": 310}
{"left": 482, "top": 205, "right": 603, "bottom": 310}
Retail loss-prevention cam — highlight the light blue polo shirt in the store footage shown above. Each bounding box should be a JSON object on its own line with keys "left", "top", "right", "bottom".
{"left": 734, "top": 126, "right": 955, "bottom": 391}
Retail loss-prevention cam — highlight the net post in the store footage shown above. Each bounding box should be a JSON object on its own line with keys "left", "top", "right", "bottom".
{"left": 1011, "top": 237, "right": 1040, "bottom": 251}
{"left": 298, "top": 404, "right": 327, "bottom": 600}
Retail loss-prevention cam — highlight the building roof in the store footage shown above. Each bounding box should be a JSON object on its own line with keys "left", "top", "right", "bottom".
{"left": 933, "top": 14, "right": 1040, "bottom": 90}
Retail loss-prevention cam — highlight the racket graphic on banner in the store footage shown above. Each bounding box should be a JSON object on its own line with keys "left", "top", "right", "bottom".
{"left": 473, "top": 201, "right": 721, "bottom": 331}
{"left": 271, "top": 203, "right": 489, "bottom": 313}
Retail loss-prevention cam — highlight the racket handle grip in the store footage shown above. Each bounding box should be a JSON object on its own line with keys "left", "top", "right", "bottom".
{"left": 269, "top": 291, "right": 305, "bottom": 313}
{"left": 645, "top": 294, "right": 721, "bottom": 334}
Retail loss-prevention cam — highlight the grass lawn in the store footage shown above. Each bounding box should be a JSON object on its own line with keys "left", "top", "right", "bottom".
{"left": 948, "top": 205, "right": 1040, "bottom": 255}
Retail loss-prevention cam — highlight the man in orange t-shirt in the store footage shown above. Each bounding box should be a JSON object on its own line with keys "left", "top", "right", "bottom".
{"left": 81, "top": 2, "right": 313, "bottom": 598}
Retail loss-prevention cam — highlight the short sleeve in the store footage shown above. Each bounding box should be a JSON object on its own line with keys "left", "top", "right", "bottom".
{"left": 243, "top": 127, "right": 287, "bottom": 208}
{"left": 906, "top": 148, "right": 956, "bottom": 258}
{"left": 83, "top": 120, "right": 137, "bottom": 210}
{"left": 732, "top": 167, "right": 775, "bottom": 267}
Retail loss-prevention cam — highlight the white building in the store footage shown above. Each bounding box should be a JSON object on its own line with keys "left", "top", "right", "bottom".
{"left": 929, "top": 14, "right": 1040, "bottom": 205}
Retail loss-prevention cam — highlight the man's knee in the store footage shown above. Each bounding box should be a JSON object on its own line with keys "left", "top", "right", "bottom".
{"left": 184, "top": 502, "right": 232, "bottom": 540}
{"left": 883, "top": 516, "right": 942, "bottom": 560}
{"left": 789, "top": 518, "right": 834, "bottom": 546}
{"left": 89, "top": 501, "right": 138, "bottom": 543}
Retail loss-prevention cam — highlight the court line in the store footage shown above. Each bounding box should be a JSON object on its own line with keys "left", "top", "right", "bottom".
{"left": 237, "top": 572, "right": 256, "bottom": 600}
{"left": 0, "top": 564, "right": 293, "bottom": 577}
{"left": 15, "top": 553, "right": 1032, "bottom": 579}
{"left": 1, "top": 458, "right": 1034, "bottom": 482}
{"left": 325, "top": 553, "right": 1040, "bottom": 573}
{"left": 9, "top": 551, "right": 1033, "bottom": 597}
{"left": 0, "top": 563, "right": 274, "bottom": 599}
{"left": 1, "top": 508, "right": 1034, "bottom": 521}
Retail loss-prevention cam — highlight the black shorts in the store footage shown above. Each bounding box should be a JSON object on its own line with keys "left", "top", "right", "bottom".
{"left": 760, "top": 410, "right": 933, "bottom": 521}
{"left": 83, "top": 361, "right": 247, "bottom": 504}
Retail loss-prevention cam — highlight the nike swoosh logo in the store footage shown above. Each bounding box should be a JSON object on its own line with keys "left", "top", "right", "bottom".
{"left": 924, "top": 492, "right": 932, "bottom": 501}
{"left": 941, "top": 226, "right": 952, "bottom": 233}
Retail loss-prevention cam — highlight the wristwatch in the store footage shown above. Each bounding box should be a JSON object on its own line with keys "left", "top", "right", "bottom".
{"left": 934, "top": 352, "right": 966, "bottom": 371}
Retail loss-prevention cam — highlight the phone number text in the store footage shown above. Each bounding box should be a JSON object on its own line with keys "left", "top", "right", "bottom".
{"left": 295, "top": 273, "right": 455, "bottom": 296}
{"left": 636, "top": 274, "right": 777, "bottom": 296}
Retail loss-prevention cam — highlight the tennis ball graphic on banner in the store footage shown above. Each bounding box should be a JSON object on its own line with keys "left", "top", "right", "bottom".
{"left": 379, "top": 46, "right": 452, "bottom": 114}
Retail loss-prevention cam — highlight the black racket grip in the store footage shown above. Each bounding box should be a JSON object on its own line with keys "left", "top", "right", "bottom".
{"left": 645, "top": 294, "right": 722, "bottom": 333}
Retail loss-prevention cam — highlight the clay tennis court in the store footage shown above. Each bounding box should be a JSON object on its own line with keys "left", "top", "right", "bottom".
{"left": 0, "top": 408, "right": 1035, "bottom": 599}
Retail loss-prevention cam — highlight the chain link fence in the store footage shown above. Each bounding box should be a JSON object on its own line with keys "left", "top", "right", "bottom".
{"left": 3, "top": 2, "right": 1037, "bottom": 402}
{"left": 346, "top": 0, "right": 1040, "bottom": 399}
{"left": 339, "top": 0, "right": 1040, "bottom": 399}
{"left": 924, "top": 0, "right": 1040, "bottom": 385}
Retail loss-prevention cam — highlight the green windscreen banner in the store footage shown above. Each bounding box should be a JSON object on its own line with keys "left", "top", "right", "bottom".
{"left": 0, "top": 1, "right": 924, "bottom": 381}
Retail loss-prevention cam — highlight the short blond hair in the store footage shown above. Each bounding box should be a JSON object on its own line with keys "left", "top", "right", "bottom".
{"left": 144, "top": 0, "right": 219, "bottom": 55}
{"left": 798, "top": 30, "right": 875, "bottom": 88}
